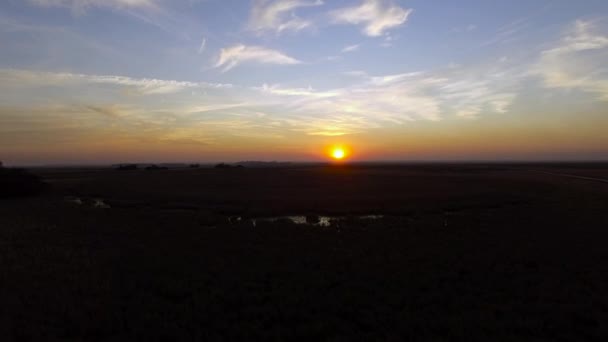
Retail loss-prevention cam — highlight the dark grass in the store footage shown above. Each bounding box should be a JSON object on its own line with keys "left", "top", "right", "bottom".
{"left": 1, "top": 164, "right": 608, "bottom": 341}
{"left": 0, "top": 168, "right": 47, "bottom": 198}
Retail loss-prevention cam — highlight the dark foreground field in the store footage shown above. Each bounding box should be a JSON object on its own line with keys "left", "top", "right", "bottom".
{"left": 1, "top": 163, "right": 608, "bottom": 341}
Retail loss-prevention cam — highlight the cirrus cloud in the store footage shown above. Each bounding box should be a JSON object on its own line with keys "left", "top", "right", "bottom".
{"left": 27, "top": 0, "right": 159, "bottom": 13}
{"left": 341, "top": 44, "right": 361, "bottom": 53}
{"left": 330, "top": 0, "right": 412, "bottom": 37}
{"left": 0, "top": 69, "right": 232, "bottom": 95}
{"left": 214, "top": 44, "right": 302, "bottom": 72}
{"left": 535, "top": 20, "right": 608, "bottom": 100}
{"left": 249, "top": 0, "right": 324, "bottom": 35}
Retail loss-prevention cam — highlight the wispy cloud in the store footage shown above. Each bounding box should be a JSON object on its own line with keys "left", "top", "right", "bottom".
{"left": 330, "top": 0, "right": 412, "bottom": 37}
{"left": 341, "top": 44, "right": 360, "bottom": 53}
{"left": 535, "top": 20, "right": 608, "bottom": 100}
{"left": 0, "top": 14, "right": 129, "bottom": 66}
{"left": 322, "top": 55, "right": 342, "bottom": 62}
{"left": 480, "top": 17, "right": 530, "bottom": 47}
{"left": 186, "top": 103, "right": 249, "bottom": 114}
{"left": 84, "top": 104, "right": 136, "bottom": 119}
{"left": 343, "top": 70, "right": 369, "bottom": 78}
{"left": 0, "top": 69, "right": 232, "bottom": 94}
{"left": 0, "top": 57, "right": 523, "bottom": 143}
{"left": 285, "top": 114, "right": 378, "bottom": 136}
{"left": 451, "top": 24, "right": 478, "bottom": 33}
{"left": 436, "top": 70, "right": 519, "bottom": 119}
{"left": 27, "top": 0, "right": 159, "bottom": 14}
{"left": 248, "top": 0, "right": 323, "bottom": 35}
{"left": 257, "top": 84, "right": 341, "bottom": 98}
{"left": 254, "top": 62, "right": 521, "bottom": 128}
{"left": 214, "top": 44, "right": 301, "bottom": 72}
{"left": 25, "top": 0, "right": 197, "bottom": 41}
{"left": 198, "top": 37, "right": 207, "bottom": 54}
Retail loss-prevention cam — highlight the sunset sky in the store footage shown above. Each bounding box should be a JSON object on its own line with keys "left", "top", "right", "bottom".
{"left": 1, "top": 0, "right": 608, "bottom": 165}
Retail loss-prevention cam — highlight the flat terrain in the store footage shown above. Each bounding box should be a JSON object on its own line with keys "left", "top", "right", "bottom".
{"left": 1, "top": 163, "right": 608, "bottom": 341}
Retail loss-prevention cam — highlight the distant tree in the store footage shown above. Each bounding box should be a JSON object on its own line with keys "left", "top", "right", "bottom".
{"left": 214, "top": 163, "right": 245, "bottom": 169}
{"left": 0, "top": 160, "right": 3, "bottom": 168}
{"left": 116, "top": 164, "right": 138, "bottom": 171}
{"left": 145, "top": 165, "right": 169, "bottom": 171}
{"left": 189, "top": 164, "right": 200, "bottom": 168}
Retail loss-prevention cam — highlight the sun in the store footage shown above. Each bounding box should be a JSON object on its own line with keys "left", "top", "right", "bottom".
{"left": 331, "top": 148, "right": 346, "bottom": 160}
{"left": 325, "top": 145, "right": 351, "bottom": 161}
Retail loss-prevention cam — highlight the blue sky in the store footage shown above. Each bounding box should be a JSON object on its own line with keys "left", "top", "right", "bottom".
{"left": 1, "top": 0, "right": 608, "bottom": 164}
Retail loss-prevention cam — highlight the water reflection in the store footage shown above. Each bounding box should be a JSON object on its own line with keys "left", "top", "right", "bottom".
{"left": 238, "top": 215, "right": 384, "bottom": 227}
{"left": 93, "top": 199, "right": 111, "bottom": 209}
{"left": 64, "top": 196, "right": 110, "bottom": 209}
{"left": 65, "top": 196, "right": 83, "bottom": 205}
{"left": 318, "top": 216, "right": 331, "bottom": 227}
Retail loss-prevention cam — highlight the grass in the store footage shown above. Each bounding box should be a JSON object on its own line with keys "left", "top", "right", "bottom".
{"left": 1, "top": 164, "right": 607, "bottom": 341}
{"left": 0, "top": 167, "right": 47, "bottom": 198}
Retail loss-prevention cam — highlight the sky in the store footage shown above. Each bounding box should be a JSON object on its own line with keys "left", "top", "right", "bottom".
{"left": 1, "top": 0, "right": 608, "bottom": 165}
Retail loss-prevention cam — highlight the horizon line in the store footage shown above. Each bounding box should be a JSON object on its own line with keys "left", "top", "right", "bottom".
{"left": 7, "top": 159, "right": 608, "bottom": 168}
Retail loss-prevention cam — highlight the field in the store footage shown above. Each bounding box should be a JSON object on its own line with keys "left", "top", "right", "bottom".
{"left": 1, "top": 163, "right": 608, "bottom": 341}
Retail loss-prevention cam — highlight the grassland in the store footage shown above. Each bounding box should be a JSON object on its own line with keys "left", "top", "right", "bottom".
{"left": 1, "top": 163, "right": 607, "bottom": 341}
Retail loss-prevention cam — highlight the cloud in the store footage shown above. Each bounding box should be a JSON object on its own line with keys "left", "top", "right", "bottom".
{"left": 85, "top": 105, "right": 134, "bottom": 118}
{"left": 27, "top": 0, "right": 159, "bottom": 14}
{"left": 285, "top": 114, "right": 378, "bottom": 136}
{"left": 323, "top": 55, "right": 342, "bottom": 62}
{"left": 343, "top": 70, "right": 368, "bottom": 77}
{"left": 452, "top": 24, "right": 477, "bottom": 33}
{"left": 25, "top": 0, "right": 192, "bottom": 40}
{"left": 186, "top": 103, "right": 249, "bottom": 114}
{"left": 253, "top": 72, "right": 441, "bottom": 125}
{"left": 535, "top": 20, "right": 608, "bottom": 100}
{"left": 248, "top": 0, "right": 323, "bottom": 35}
{"left": 257, "top": 84, "right": 341, "bottom": 98}
{"left": 254, "top": 62, "right": 521, "bottom": 129}
{"left": 380, "top": 34, "right": 394, "bottom": 47}
{"left": 215, "top": 44, "right": 301, "bottom": 72}
{"left": 456, "top": 107, "right": 481, "bottom": 119}
{"left": 330, "top": 0, "right": 412, "bottom": 37}
{"left": 341, "top": 44, "right": 360, "bottom": 53}
{"left": 0, "top": 56, "right": 522, "bottom": 145}
{"left": 436, "top": 69, "right": 519, "bottom": 119}
{"left": 480, "top": 18, "right": 530, "bottom": 47}
{"left": 198, "top": 37, "right": 207, "bottom": 54}
{"left": 0, "top": 69, "right": 232, "bottom": 94}
{"left": 370, "top": 71, "right": 425, "bottom": 85}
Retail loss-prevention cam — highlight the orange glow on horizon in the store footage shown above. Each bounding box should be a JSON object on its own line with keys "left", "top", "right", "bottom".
{"left": 326, "top": 145, "right": 351, "bottom": 161}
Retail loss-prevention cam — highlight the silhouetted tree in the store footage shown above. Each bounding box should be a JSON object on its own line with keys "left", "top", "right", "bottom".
{"left": 214, "top": 163, "right": 245, "bottom": 169}
{"left": 145, "top": 165, "right": 169, "bottom": 171}
{"left": 116, "top": 164, "right": 138, "bottom": 171}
